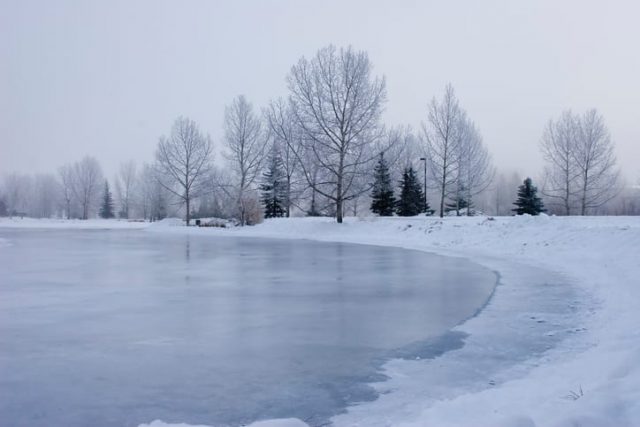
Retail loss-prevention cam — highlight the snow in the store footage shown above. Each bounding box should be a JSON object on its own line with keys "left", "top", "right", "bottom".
{"left": 2, "top": 215, "right": 639, "bottom": 427}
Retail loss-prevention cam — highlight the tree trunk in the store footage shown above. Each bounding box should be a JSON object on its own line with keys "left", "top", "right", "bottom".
{"left": 185, "top": 192, "right": 190, "bottom": 226}
{"left": 439, "top": 170, "right": 446, "bottom": 218}
{"left": 286, "top": 176, "right": 291, "bottom": 218}
{"left": 336, "top": 156, "right": 344, "bottom": 223}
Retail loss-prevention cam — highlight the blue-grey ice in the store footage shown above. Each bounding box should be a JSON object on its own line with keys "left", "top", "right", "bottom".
{"left": 0, "top": 229, "right": 496, "bottom": 427}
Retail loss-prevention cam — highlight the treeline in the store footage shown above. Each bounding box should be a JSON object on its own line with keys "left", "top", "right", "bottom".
{"left": 1, "top": 45, "right": 638, "bottom": 223}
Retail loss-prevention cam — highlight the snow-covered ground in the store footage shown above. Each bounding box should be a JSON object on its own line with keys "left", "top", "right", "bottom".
{"left": 1, "top": 215, "right": 639, "bottom": 427}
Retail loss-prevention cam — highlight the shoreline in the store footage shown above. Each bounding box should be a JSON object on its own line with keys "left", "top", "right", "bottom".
{"left": 2, "top": 216, "right": 639, "bottom": 427}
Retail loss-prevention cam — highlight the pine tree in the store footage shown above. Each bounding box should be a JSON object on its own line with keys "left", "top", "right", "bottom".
{"left": 370, "top": 153, "right": 396, "bottom": 216}
{"left": 99, "top": 180, "right": 115, "bottom": 219}
{"left": 260, "top": 150, "right": 287, "bottom": 218}
{"left": 513, "top": 177, "right": 546, "bottom": 215}
{"left": 396, "top": 167, "right": 424, "bottom": 216}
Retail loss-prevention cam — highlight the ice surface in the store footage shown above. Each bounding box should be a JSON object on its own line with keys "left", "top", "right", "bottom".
{"left": 0, "top": 228, "right": 496, "bottom": 427}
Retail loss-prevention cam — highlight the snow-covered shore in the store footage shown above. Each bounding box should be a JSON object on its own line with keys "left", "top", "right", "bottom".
{"left": 2, "top": 215, "right": 639, "bottom": 427}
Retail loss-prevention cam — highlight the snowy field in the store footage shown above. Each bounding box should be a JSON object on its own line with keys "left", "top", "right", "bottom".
{"left": 1, "top": 215, "right": 639, "bottom": 427}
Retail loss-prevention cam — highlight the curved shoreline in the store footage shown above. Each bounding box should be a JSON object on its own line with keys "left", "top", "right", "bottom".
{"left": 4, "top": 216, "right": 639, "bottom": 427}
{"left": 148, "top": 218, "right": 589, "bottom": 427}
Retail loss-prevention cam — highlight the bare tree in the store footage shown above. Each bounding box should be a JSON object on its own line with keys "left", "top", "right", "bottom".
{"left": 223, "top": 95, "right": 269, "bottom": 225}
{"left": 155, "top": 116, "right": 213, "bottom": 226}
{"left": 137, "top": 163, "right": 170, "bottom": 222}
{"left": 115, "top": 160, "right": 137, "bottom": 219}
{"left": 58, "top": 164, "right": 76, "bottom": 219}
{"left": 574, "top": 109, "right": 620, "bottom": 215}
{"left": 2, "top": 172, "right": 31, "bottom": 217}
{"left": 70, "top": 156, "right": 103, "bottom": 220}
{"left": 31, "top": 173, "right": 59, "bottom": 218}
{"left": 458, "top": 118, "right": 495, "bottom": 215}
{"left": 422, "top": 84, "right": 464, "bottom": 217}
{"left": 540, "top": 111, "right": 580, "bottom": 214}
{"left": 265, "top": 98, "right": 303, "bottom": 217}
{"left": 287, "top": 45, "right": 387, "bottom": 223}
{"left": 540, "top": 109, "right": 620, "bottom": 215}
{"left": 490, "top": 171, "right": 522, "bottom": 216}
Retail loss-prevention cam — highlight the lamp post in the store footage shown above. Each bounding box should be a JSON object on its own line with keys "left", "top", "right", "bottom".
{"left": 419, "top": 157, "right": 427, "bottom": 214}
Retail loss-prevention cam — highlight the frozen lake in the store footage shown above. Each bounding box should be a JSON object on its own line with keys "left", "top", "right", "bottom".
{"left": 0, "top": 229, "right": 496, "bottom": 427}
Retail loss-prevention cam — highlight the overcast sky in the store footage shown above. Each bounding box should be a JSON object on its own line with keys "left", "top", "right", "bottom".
{"left": 1, "top": 0, "right": 639, "bottom": 182}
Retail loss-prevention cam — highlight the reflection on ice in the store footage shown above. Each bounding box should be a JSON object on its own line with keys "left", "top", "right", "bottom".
{"left": 0, "top": 229, "right": 496, "bottom": 427}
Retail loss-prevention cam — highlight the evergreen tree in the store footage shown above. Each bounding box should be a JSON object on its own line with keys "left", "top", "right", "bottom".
{"left": 513, "top": 177, "right": 546, "bottom": 215}
{"left": 370, "top": 153, "right": 396, "bottom": 216}
{"left": 260, "top": 150, "right": 287, "bottom": 218}
{"left": 396, "top": 167, "right": 424, "bottom": 216}
{"left": 99, "top": 180, "right": 115, "bottom": 219}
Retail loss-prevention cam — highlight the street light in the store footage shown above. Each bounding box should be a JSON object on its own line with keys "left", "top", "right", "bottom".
{"left": 419, "top": 157, "right": 427, "bottom": 214}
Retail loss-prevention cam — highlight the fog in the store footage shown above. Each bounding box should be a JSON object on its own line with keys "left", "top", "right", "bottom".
{"left": 1, "top": 0, "right": 639, "bottom": 181}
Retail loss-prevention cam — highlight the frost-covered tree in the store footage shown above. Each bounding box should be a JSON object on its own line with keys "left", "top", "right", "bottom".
{"left": 58, "top": 164, "right": 76, "bottom": 219}
{"left": 513, "top": 178, "right": 546, "bottom": 215}
{"left": 540, "top": 111, "right": 580, "bottom": 215}
{"left": 137, "top": 163, "right": 170, "bottom": 222}
{"left": 115, "top": 160, "right": 137, "bottom": 219}
{"left": 541, "top": 109, "right": 620, "bottom": 215}
{"left": 71, "top": 156, "right": 103, "bottom": 220}
{"left": 224, "top": 95, "right": 269, "bottom": 225}
{"left": 574, "top": 109, "right": 620, "bottom": 215}
{"left": 99, "top": 180, "right": 115, "bottom": 219}
{"left": 155, "top": 116, "right": 213, "bottom": 225}
{"left": 456, "top": 118, "right": 494, "bottom": 216}
{"left": 287, "top": 45, "right": 387, "bottom": 223}
{"left": 370, "top": 153, "right": 395, "bottom": 216}
{"left": 260, "top": 148, "right": 287, "bottom": 219}
{"left": 2, "top": 172, "right": 31, "bottom": 217}
{"left": 422, "top": 84, "right": 464, "bottom": 218}
{"left": 31, "top": 173, "right": 58, "bottom": 218}
{"left": 266, "top": 98, "right": 303, "bottom": 217}
{"left": 396, "top": 167, "right": 424, "bottom": 216}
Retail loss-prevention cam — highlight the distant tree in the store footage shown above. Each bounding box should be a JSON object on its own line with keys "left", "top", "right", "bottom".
{"left": 574, "top": 109, "right": 620, "bottom": 215}
{"left": 2, "top": 173, "right": 31, "bottom": 217}
{"left": 457, "top": 118, "right": 494, "bottom": 215}
{"left": 513, "top": 178, "right": 546, "bottom": 215}
{"left": 32, "top": 173, "right": 58, "bottom": 218}
{"left": 422, "top": 84, "right": 464, "bottom": 218}
{"left": 99, "top": 180, "right": 115, "bottom": 219}
{"left": 260, "top": 148, "right": 287, "bottom": 218}
{"left": 155, "top": 116, "right": 213, "bottom": 226}
{"left": 224, "top": 95, "right": 269, "bottom": 225}
{"left": 396, "top": 167, "right": 424, "bottom": 216}
{"left": 266, "top": 98, "right": 303, "bottom": 217}
{"left": 492, "top": 171, "right": 522, "bottom": 216}
{"left": 370, "top": 153, "right": 396, "bottom": 216}
{"left": 58, "top": 164, "right": 76, "bottom": 219}
{"left": 71, "top": 156, "right": 103, "bottom": 220}
{"left": 0, "top": 195, "right": 7, "bottom": 217}
{"left": 445, "top": 184, "right": 473, "bottom": 215}
{"left": 115, "top": 160, "right": 137, "bottom": 219}
{"left": 541, "top": 110, "right": 620, "bottom": 215}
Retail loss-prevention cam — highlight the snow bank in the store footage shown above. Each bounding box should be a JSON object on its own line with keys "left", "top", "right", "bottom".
{"left": 135, "top": 215, "right": 640, "bottom": 427}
